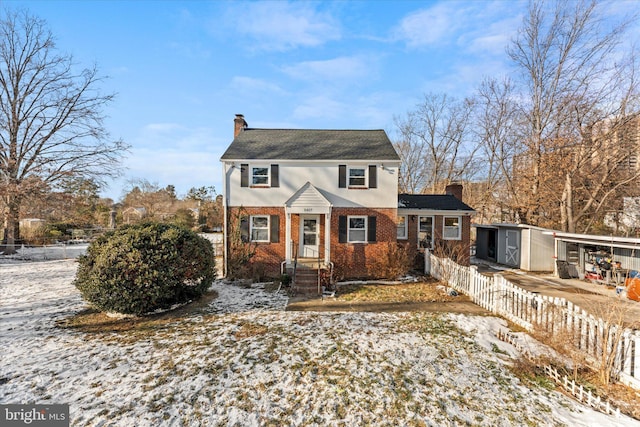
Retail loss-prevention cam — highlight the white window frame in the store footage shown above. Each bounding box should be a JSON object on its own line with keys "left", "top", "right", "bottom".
{"left": 418, "top": 216, "right": 434, "bottom": 249}
{"left": 250, "top": 215, "right": 270, "bottom": 242}
{"left": 347, "top": 215, "right": 367, "bottom": 243}
{"left": 397, "top": 215, "right": 408, "bottom": 240}
{"left": 348, "top": 166, "right": 367, "bottom": 188}
{"left": 251, "top": 166, "right": 270, "bottom": 186}
{"left": 443, "top": 216, "right": 462, "bottom": 240}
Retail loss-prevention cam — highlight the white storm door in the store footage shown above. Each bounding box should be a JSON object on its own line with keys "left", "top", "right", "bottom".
{"left": 301, "top": 215, "right": 320, "bottom": 258}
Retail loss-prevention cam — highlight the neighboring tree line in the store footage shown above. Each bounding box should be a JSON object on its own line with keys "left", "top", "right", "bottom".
{"left": 119, "top": 181, "right": 223, "bottom": 232}
{"left": 10, "top": 178, "right": 223, "bottom": 245}
{"left": 393, "top": 0, "right": 640, "bottom": 235}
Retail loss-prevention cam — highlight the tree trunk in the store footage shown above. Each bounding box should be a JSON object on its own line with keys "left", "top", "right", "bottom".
{"left": 562, "top": 173, "right": 576, "bottom": 233}
{"left": 2, "top": 194, "right": 20, "bottom": 255}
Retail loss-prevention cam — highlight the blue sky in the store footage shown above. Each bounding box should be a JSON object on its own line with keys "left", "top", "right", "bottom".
{"left": 7, "top": 0, "right": 640, "bottom": 201}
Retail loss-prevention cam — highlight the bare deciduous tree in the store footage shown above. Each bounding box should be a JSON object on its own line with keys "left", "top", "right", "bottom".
{"left": 474, "top": 77, "right": 523, "bottom": 223}
{"left": 0, "top": 9, "right": 128, "bottom": 253}
{"left": 394, "top": 92, "right": 478, "bottom": 194}
{"left": 507, "top": 0, "right": 640, "bottom": 231}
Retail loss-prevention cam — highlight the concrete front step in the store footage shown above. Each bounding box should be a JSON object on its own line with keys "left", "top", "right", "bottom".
{"left": 292, "top": 268, "right": 320, "bottom": 294}
{"left": 293, "top": 286, "right": 321, "bottom": 295}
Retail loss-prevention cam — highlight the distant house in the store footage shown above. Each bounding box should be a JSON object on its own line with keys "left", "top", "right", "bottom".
{"left": 220, "top": 114, "right": 475, "bottom": 292}
{"left": 122, "top": 207, "right": 146, "bottom": 224}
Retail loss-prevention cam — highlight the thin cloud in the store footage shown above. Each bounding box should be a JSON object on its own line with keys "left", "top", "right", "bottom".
{"left": 167, "top": 41, "right": 212, "bottom": 60}
{"left": 230, "top": 76, "right": 285, "bottom": 94}
{"left": 281, "top": 56, "right": 373, "bottom": 82}
{"left": 292, "top": 96, "right": 346, "bottom": 121}
{"left": 392, "top": 1, "right": 520, "bottom": 53}
{"left": 291, "top": 91, "right": 401, "bottom": 129}
{"left": 224, "top": 1, "right": 341, "bottom": 52}
{"left": 135, "top": 123, "right": 214, "bottom": 151}
{"left": 392, "top": 2, "right": 461, "bottom": 48}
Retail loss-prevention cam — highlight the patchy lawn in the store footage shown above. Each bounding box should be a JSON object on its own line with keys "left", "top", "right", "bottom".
{"left": 1, "top": 260, "right": 638, "bottom": 426}
{"left": 336, "top": 279, "right": 457, "bottom": 303}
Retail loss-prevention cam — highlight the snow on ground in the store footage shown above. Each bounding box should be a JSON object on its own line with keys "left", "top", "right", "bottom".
{"left": 1, "top": 259, "right": 639, "bottom": 426}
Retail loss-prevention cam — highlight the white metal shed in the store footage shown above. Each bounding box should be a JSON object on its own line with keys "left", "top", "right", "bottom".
{"left": 474, "top": 223, "right": 556, "bottom": 272}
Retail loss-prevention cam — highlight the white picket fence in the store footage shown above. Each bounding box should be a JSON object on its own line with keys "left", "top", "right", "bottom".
{"left": 496, "top": 330, "right": 621, "bottom": 417}
{"left": 430, "top": 254, "right": 640, "bottom": 390}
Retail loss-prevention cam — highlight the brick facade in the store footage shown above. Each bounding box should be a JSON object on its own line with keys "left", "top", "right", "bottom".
{"left": 227, "top": 206, "right": 285, "bottom": 278}
{"left": 399, "top": 214, "right": 471, "bottom": 268}
{"left": 227, "top": 206, "right": 399, "bottom": 279}
{"left": 330, "top": 207, "right": 397, "bottom": 279}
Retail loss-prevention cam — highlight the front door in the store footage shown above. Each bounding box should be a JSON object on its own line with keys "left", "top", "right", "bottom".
{"left": 300, "top": 215, "right": 320, "bottom": 258}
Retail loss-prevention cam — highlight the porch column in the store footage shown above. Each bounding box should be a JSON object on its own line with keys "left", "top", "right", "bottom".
{"left": 285, "top": 209, "right": 292, "bottom": 263}
{"left": 324, "top": 210, "right": 331, "bottom": 264}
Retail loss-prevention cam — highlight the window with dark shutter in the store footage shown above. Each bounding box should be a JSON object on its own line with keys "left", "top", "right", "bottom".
{"left": 271, "top": 165, "right": 279, "bottom": 188}
{"left": 368, "top": 165, "right": 377, "bottom": 188}
{"left": 338, "top": 165, "right": 347, "bottom": 188}
{"left": 367, "top": 216, "right": 377, "bottom": 242}
{"left": 338, "top": 216, "right": 347, "bottom": 243}
{"left": 240, "top": 216, "right": 249, "bottom": 242}
{"left": 240, "top": 164, "right": 249, "bottom": 187}
{"left": 270, "top": 215, "right": 280, "bottom": 243}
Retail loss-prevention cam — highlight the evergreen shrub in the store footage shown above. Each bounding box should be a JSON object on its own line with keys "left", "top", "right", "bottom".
{"left": 74, "top": 222, "right": 216, "bottom": 315}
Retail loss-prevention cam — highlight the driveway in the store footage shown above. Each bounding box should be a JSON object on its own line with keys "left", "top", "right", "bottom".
{"left": 473, "top": 260, "right": 640, "bottom": 327}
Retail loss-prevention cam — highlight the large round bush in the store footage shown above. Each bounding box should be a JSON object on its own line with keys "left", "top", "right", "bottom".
{"left": 74, "top": 222, "right": 216, "bottom": 315}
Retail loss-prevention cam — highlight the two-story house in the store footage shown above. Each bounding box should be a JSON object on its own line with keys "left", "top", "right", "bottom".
{"left": 221, "top": 115, "right": 474, "bottom": 292}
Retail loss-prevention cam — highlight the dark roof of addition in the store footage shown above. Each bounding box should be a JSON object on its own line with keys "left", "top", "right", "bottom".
{"left": 220, "top": 128, "right": 400, "bottom": 161}
{"left": 398, "top": 194, "right": 475, "bottom": 211}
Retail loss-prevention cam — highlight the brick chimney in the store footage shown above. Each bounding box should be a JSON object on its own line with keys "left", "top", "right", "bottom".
{"left": 445, "top": 182, "right": 463, "bottom": 201}
{"left": 234, "top": 114, "right": 247, "bottom": 138}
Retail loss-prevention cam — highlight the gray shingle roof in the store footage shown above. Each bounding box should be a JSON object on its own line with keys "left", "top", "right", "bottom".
{"left": 220, "top": 129, "right": 400, "bottom": 161}
{"left": 398, "top": 194, "right": 475, "bottom": 211}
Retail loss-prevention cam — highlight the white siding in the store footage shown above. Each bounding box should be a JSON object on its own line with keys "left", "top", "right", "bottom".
{"left": 529, "top": 229, "right": 556, "bottom": 271}
{"left": 224, "top": 161, "right": 399, "bottom": 208}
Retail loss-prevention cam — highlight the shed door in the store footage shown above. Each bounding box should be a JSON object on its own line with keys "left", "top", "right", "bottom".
{"left": 505, "top": 230, "right": 519, "bottom": 266}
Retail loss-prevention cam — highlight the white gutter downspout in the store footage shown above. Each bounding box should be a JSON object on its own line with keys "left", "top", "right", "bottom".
{"left": 325, "top": 206, "right": 332, "bottom": 265}
{"left": 222, "top": 162, "right": 230, "bottom": 278}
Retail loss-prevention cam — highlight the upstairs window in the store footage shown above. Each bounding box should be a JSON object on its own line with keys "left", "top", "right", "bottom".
{"left": 339, "top": 165, "right": 377, "bottom": 189}
{"left": 348, "top": 167, "right": 366, "bottom": 187}
{"left": 252, "top": 167, "right": 269, "bottom": 186}
{"left": 241, "top": 164, "right": 279, "bottom": 188}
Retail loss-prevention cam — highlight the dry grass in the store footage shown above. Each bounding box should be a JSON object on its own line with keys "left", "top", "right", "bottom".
{"left": 234, "top": 321, "right": 269, "bottom": 340}
{"left": 336, "top": 279, "right": 457, "bottom": 303}
{"left": 56, "top": 289, "right": 219, "bottom": 333}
